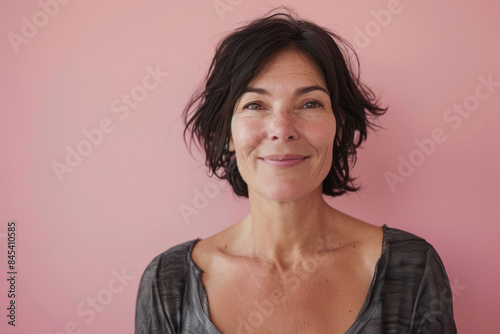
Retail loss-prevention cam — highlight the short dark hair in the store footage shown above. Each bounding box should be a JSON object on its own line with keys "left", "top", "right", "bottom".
{"left": 183, "top": 11, "right": 386, "bottom": 197}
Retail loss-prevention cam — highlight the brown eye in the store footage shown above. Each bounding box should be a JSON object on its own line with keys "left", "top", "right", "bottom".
{"left": 244, "top": 102, "right": 263, "bottom": 110}
{"left": 302, "top": 101, "right": 323, "bottom": 109}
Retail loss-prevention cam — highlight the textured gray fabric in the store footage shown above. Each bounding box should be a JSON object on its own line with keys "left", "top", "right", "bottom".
{"left": 135, "top": 226, "right": 457, "bottom": 333}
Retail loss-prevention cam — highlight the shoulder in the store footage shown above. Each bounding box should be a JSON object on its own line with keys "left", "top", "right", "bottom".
{"left": 139, "top": 238, "right": 201, "bottom": 289}
{"left": 382, "top": 226, "right": 457, "bottom": 333}
{"left": 383, "top": 225, "right": 444, "bottom": 268}
{"left": 383, "top": 225, "right": 448, "bottom": 280}
{"left": 135, "top": 239, "right": 200, "bottom": 334}
{"left": 383, "top": 225, "right": 426, "bottom": 244}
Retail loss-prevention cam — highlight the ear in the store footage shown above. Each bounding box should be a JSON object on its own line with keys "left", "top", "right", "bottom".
{"left": 228, "top": 137, "right": 235, "bottom": 152}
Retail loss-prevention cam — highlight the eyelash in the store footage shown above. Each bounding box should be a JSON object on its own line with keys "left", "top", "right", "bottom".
{"left": 301, "top": 100, "right": 324, "bottom": 109}
{"left": 242, "top": 100, "right": 324, "bottom": 110}
{"left": 243, "top": 102, "right": 263, "bottom": 110}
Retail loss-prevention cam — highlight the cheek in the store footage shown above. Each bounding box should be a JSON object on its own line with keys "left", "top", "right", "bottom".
{"left": 231, "top": 118, "right": 264, "bottom": 152}
{"left": 309, "top": 118, "right": 336, "bottom": 147}
{"left": 230, "top": 119, "right": 264, "bottom": 183}
{"left": 308, "top": 119, "right": 336, "bottom": 169}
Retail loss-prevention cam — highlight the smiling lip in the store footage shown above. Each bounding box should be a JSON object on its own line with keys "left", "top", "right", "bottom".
{"left": 259, "top": 154, "right": 309, "bottom": 167}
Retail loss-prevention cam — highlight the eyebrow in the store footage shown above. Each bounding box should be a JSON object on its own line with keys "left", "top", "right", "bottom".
{"left": 243, "top": 85, "right": 329, "bottom": 96}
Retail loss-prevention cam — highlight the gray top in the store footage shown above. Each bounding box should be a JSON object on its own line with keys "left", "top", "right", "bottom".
{"left": 135, "top": 225, "right": 457, "bottom": 333}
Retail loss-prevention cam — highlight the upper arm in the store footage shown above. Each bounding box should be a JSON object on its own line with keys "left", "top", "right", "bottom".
{"left": 135, "top": 255, "right": 174, "bottom": 334}
{"left": 410, "top": 245, "right": 457, "bottom": 334}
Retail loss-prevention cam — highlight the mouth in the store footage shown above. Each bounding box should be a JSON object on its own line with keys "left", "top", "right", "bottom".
{"left": 258, "top": 154, "right": 309, "bottom": 167}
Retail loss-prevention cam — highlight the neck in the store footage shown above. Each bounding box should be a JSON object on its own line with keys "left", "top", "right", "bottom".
{"left": 236, "top": 187, "right": 340, "bottom": 270}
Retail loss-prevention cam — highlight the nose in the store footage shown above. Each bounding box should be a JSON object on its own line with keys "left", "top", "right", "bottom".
{"left": 267, "top": 110, "right": 298, "bottom": 142}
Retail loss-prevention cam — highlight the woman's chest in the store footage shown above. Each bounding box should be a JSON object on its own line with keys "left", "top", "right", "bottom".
{"left": 201, "top": 260, "right": 372, "bottom": 334}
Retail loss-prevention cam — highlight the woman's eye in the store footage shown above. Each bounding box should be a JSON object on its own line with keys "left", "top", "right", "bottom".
{"left": 302, "top": 101, "right": 323, "bottom": 109}
{"left": 243, "top": 103, "right": 263, "bottom": 110}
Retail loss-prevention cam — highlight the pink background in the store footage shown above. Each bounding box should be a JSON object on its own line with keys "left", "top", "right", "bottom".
{"left": 1, "top": 0, "right": 499, "bottom": 333}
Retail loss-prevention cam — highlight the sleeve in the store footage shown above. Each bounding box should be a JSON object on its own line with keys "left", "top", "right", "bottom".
{"left": 135, "top": 254, "right": 174, "bottom": 334}
{"left": 410, "top": 245, "right": 457, "bottom": 334}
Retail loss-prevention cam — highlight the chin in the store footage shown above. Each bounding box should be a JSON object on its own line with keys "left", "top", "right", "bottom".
{"left": 253, "top": 180, "right": 319, "bottom": 202}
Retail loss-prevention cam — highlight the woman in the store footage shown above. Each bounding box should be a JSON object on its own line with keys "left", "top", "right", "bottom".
{"left": 136, "top": 11, "right": 457, "bottom": 334}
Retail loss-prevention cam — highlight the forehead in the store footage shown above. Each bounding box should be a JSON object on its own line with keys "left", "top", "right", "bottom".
{"left": 248, "top": 48, "right": 327, "bottom": 88}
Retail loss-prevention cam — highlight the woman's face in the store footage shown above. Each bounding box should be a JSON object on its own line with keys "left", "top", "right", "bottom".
{"left": 229, "top": 49, "right": 336, "bottom": 202}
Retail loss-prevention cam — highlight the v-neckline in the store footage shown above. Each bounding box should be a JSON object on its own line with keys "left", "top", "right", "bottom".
{"left": 187, "top": 225, "right": 388, "bottom": 334}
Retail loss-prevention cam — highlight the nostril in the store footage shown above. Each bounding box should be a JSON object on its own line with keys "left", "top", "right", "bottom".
{"left": 267, "top": 113, "right": 298, "bottom": 141}
{"left": 270, "top": 131, "right": 298, "bottom": 141}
